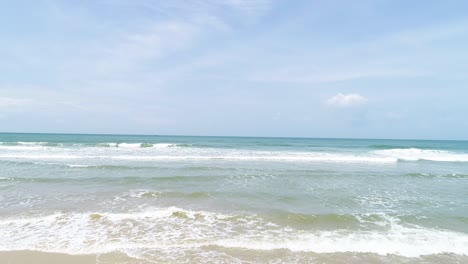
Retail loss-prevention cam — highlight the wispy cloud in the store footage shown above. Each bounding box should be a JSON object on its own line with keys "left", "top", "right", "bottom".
{"left": 249, "top": 66, "right": 425, "bottom": 84}
{"left": 326, "top": 93, "right": 368, "bottom": 108}
{"left": 240, "top": 19, "right": 468, "bottom": 84}
{"left": 371, "top": 19, "right": 468, "bottom": 47}
{"left": 224, "top": 0, "right": 271, "bottom": 14}
{"left": 0, "top": 97, "right": 32, "bottom": 108}
{"left": 55, "top": 2, "right": 242, "bottom": 80}
{"left": 101, "top": 21, "right": 199, "bottom": 65}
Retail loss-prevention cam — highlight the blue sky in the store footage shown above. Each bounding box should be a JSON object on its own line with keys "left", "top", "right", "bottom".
{"left": 1, "top": 0, "right": 468, "bottom": 139}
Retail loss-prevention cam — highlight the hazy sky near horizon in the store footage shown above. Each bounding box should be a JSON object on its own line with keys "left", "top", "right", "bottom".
{"left": 1, "top": 0, "right": 468, "bottom": 139}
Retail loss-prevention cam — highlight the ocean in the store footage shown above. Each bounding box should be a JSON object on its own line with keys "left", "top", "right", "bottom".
{"left": 0, "top": 133, "right": 467, "bottom": 263}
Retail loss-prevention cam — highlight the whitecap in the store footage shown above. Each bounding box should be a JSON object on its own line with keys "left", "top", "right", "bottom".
{"left": 374, "top": 148, "right": 468, "bottom": 162}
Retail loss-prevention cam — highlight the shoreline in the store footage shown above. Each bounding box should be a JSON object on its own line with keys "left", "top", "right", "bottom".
{"left": 1, "top": 250, "right": 467, "bottom": 264}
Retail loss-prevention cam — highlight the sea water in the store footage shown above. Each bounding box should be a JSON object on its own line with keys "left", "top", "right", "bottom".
{"left": 0, "top": 133, "right": 467, "bottom": 263}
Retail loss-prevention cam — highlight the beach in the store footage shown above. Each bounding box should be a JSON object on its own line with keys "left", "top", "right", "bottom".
{"left": 1, "top": 133, "right": 467, "bottom": 263}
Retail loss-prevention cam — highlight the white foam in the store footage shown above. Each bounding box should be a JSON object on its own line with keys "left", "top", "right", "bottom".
{"left": 215, "top": 214, "right": 468, "bottom": 257}
{"left": 126, "top": 189, "right": 162, "bottom": 198}
{"left": 0, "top": 142, "right": 176, "bottom": 150}
{"left": 374, "top": 148, "right": 468, "bottom": 162}
{"left": 67, "top": 164, "right": 90, "bottom": 168}
{"left": 117, "top": 143, "right": 142, "bottom": 148}
{"left": 17, "top": 141, "right": 48, "bottom": 145}
{"left": 0, "top": 207, "right": 240, "bottom": 255}
{"left": 96, "top": 143, "right": 119, "bottom": 147}
{"left": 0, "top": 145, "right": 46, "bottom": 150}
{"left": 214, "top": 227, "right": 468, "bottom": 257}
{"left": 152, "top": 143, "right": 175, "bottom": 148}
{"left": 109, "top": 154, "right": 397, "bottom": 163}
{"left": 94, "top": 143, "right": 175, "bottom": 148}
{"left": 0, "top": 152, "right": 397, "bottom": 163}
{"left": 0, "top": 142, "right": 48, "bottom": 150}
{"left": 0, "top": 154, "right": 83, "bottom": 159}
{"left": 0, "top": 209, "right": 467, "bottom": 258}
{"left": 1, "top": 144, "right": 466, "bottom": 164}
{"left": 117, "top": 143, "right": 175, "bottom": 148}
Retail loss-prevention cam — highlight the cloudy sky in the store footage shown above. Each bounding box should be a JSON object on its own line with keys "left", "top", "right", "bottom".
{"left": 1, "top": 0, "right": 468, "bottom": 139}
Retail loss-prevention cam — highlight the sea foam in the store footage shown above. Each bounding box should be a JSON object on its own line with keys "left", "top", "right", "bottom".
{"left": 374, "top": 148, "right": 468, "bottom": 162}
{"left": 0, "top": 209, "right": 467, "bottom": 258}
{"left": 1, "top": 142, "right": 468, "bottom": 164}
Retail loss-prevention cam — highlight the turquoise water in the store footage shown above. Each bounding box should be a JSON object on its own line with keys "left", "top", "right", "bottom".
{"left": 1, "top": 133, "right": 468, "bottom": 263}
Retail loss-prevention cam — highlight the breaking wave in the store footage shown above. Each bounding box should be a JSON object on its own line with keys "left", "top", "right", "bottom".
{"left": 0, "top": 208, "right": 467, "bottom": 258}
{"left": 1, "top": 142, "right": 468, "bottom": 164}
{"left": 0, "top": 142, "right": 176, "bottom": 149}
{"left": 374, "top": 148, "right": 468, "bottom": 162}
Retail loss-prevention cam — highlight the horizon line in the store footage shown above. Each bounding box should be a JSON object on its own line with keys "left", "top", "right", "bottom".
{"left": 0, "top": 131, "right": 467, "bottom": 142}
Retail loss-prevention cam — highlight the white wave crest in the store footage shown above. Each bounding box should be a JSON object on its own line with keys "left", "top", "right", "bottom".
{"left": 0, "top": 177, "right": 13, "bottom": 181}
{"left": 117, "top": 143, "right": 143, "bottom": 148}
{"left": 96, "top": 143, "right": 119, "bottom": 147}
{"left": 17, "top": 142, "right": 48, "bottom": 146}
{"left": 152, "top": 143, "right": 175, "bottom": 148}
{"left": 374, "top": 148, "right": 468, "bottom": 162}
{"left": 0, "top": 145, "right": 47, "bottom": 150}
{"left": 67, "top": 164, "right": 90, "bottom": 168}
{"left": 0, "top": 153, "right": 398, "bottom": 163}
{"left": 0, "top": 142, "right": 49, "bottom": 150}
{"left": 101, "top": 143, "right": 175, "bottom": 148}
{"left": 1, "top": 145, "right": 467, "bottom": 164}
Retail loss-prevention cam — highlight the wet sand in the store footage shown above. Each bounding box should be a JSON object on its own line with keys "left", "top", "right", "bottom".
{"left": 1, "top": 250, "right": 467, "bottom": 264}
{"left": 0, "top": 251, "right": 96, "bottom": 264}
{"left": 0, "top": 250, "right": 147, "bottom": 264}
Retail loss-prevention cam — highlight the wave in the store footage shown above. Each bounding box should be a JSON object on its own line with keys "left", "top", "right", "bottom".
{"left": 5, "top": 149, "right": 468, "bottom": 163}
{"left": 17, "top": 141, "right": 48, "bottom": 145}
{"left": 0, "top": 175, "right": 219, "bottom": 184}
{"left": 95, "top": 143, "right": 119, "bottom": 147}
{"left": 108, "top": 154, "right": 398, "bottom": 163}
{"left": 67, "top": 164, "right": 90, "bottom": 168}
{"left": 98, "top": 143, "right": 169, "bottom": 148}
{"left": 406, "top": 172, "right": 468, "bottom": 179}
{"left": 213, "top": 228, "right": 468, "bottom": 257}
{"left": 370, "top": 144, "right": 412, "bottom": 149}
{"left": 94, "top": 142, "right": 176, "bottom": 148}
{"left": 374, "top": 148, "right": 468, "bottom": 162}
{"left": 0, "top": 160, "right": 251, "bottom": 173}
{"left": 0, "top": 141, "right": 62, "bottom": 148}
{"left": 0, "top": 209, "right": 467, "bottom": 258}
{"left": 2, "top": 142, "right": 468, "bottom": 163}
{"left": 0, "top": 145, "right": 47, "bottom": 151}
{"left": 114, "top": 189, "right": 213, "bottom": 200}
{"left": 0, "top": 177, "right": 13, "bottom": 181}
{"left": 0, "top": 142, "right": 176, "bottom": 149}
{"left": 0, "top": 153, "right": 398, "bottom": 163}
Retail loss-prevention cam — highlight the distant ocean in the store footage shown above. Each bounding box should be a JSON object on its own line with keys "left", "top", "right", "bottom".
{"left": 1, "top": 133, "right": 467, "bottom": 263}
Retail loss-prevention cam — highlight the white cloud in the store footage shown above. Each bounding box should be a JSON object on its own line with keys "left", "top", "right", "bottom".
{"left": 326, "top": 93, "right": 367, "bottom": 108}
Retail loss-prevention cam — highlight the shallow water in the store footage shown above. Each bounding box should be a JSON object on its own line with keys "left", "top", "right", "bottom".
{"left": 1, "top": 133, "right": 467, "bottom": 263}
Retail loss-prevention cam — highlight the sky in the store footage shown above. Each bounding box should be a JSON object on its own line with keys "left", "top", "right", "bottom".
{"left": 1, "top": 0, "right": 468, "bottom": 139}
